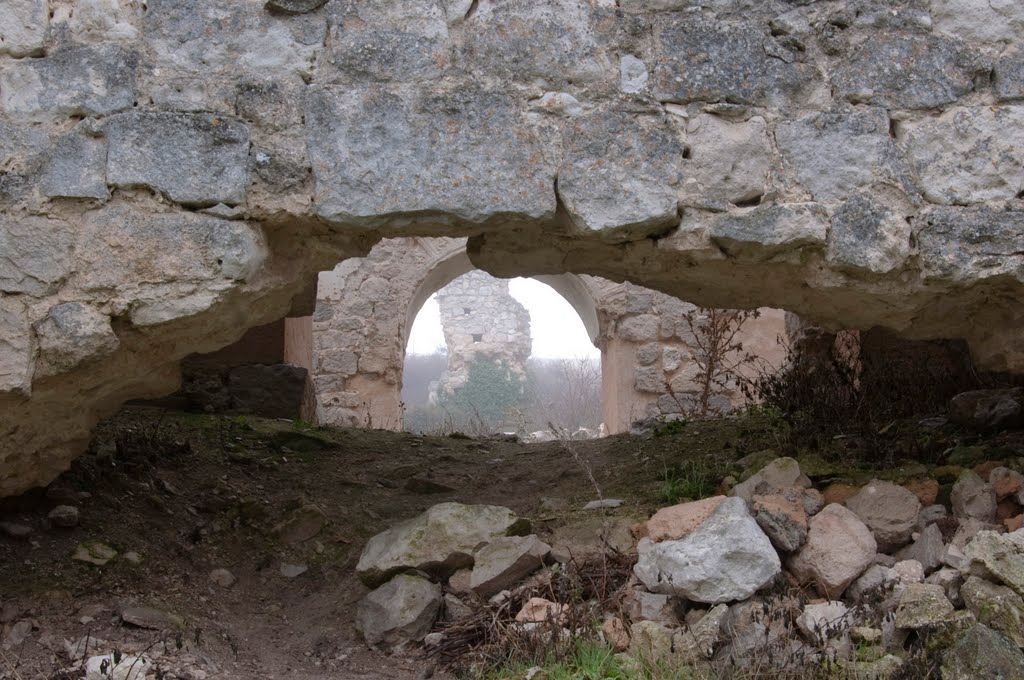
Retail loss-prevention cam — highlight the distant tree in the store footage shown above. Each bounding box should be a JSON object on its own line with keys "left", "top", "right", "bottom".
{"left": 439, "top": 358, "right": 526, "bottom": 431}
{"left": 525, "top": 356, "right": 602, "bottom": 433}
{"left": 401, "top": 348, "right": 448, "bottom": 407}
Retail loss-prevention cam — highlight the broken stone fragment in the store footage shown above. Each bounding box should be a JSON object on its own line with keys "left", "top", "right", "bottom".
{"left": 470, "top": 535, "right": 551, "bottom": 598}
{"left": 355, "top": 574, "right": 441, "bottom": 649}
{"left": 356, "top": 502, "right": 525, "bottom": 587}
{"left": 72, "top": 541, "right": 117, "bottom": 566}
{"left": 789, "top": 504, "right": 877, "bottom": 598}
{"left": 845, "top": 480, "right": 921, "bottom": 553}
{"left": 120, "top": 606, "right": 183, "bottom": 630}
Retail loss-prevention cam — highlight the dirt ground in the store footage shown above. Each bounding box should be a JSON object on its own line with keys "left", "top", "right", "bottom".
{"left": 1, "top": 406, "right": 1019, "bottom": 679}
{"left": 0, "top": 407, "right": 765, "bottom": 680}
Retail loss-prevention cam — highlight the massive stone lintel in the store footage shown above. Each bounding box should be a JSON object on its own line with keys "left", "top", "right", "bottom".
{"left": 306, "top": 84, "right": 557, "bottom": 227}
{"left": 0, "top": 0, "right": 1024, "bottom": 496}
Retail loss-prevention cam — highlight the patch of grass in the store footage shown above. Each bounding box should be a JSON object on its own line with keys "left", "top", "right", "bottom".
{"left": 478, "top": 640, "right": 628, "bottom": 680}
{"left": 659, "top": 459, "right": 717, "bottom": 504}
{"left": 654, "top": 418, "right": 689, "bottom": 438}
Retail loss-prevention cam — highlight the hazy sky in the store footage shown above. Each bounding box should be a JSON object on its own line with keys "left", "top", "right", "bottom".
{"left": 406, "top": 277, "right": 600, "bottom": 359}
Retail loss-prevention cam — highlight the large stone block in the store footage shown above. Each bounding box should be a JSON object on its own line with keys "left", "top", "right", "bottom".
{"left": 106, "top": 112, "right": 250, "bottom": 207}
{"left": 651, "top": 16, "right": 814, "bottom": 106}
{"left": 916, "top": 207, "right": 1024, "bottom": 283}
{"left": 558, "top": 112, "right": 683, "bottom": 239}
{"left": 704, "top": 204, "right": 829, "bottom": 261}
{"left": 33, "top": 303, "right": 119, "bottom": 377}
{"left": 143, "top": 0, "right": 325, "bottom": 78}
{"left": 305, "top": 84, "right": 556, "bottom": 226}
{"left": 0, "top": 215, "right": 74, "bottom": 296}
{"left": 0, "top": 121, "right": 50, "bottom": 204}
{"left": 0, "top": 45, "right": 137, "bottom": 121}
{"left": 677, "top": 114, "right": 771, "bottom": 209}
{"left": 901, "top": 106, "right": 1024, "bottom": 205}
{"left": 995, "top": 50, "right": 1024, "bottom": 101}
{"left": 833, "top": 33, "right": 986, "bottom": 110}
{"left": 40, "top": 124, "right": 108, "bottom": 201}
{"left": 0, "top": 0, "right": 47, "bottom": 57}
{"left": 931, "top": 0, "right": 1024, "bottom": 45}
{"left": 325, "top": 0, "right": 450, "bottom": 83}
{"left": 459, "top": 0, "right": 614, "bottom": 86}
{"left": 828, "top": 196, "right": 911, "bottom": 274}
{"left": 775, "top": 109, "right": 894, "bottom": 202}
{"left": 75, "top": 206, "right": 267, "bottom": 325}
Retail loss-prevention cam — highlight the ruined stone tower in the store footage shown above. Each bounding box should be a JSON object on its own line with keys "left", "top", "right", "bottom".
{"left": 432, "top": 271, "right": 532, "bottom": 399}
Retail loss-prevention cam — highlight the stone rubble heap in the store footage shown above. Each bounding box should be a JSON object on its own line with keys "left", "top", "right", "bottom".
{"left": 354, "top": 454, "right": 1024, "bottom": 677}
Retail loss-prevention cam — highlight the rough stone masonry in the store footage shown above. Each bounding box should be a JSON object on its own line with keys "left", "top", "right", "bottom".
{"left": 1, "top": 0, "right": 1023, "bottom": 496}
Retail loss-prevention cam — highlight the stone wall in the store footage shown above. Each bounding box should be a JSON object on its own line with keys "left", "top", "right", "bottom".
{"left": 2, "top": 0, "right": 1023, "bottom": 495}
{"left": 307, "top": 237, "right": 786, "bottom": 433}
{"left": 433, "top": 270, "right": 532, "bottom": 398}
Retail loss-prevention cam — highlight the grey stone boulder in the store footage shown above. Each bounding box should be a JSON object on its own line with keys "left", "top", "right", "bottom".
{"left": 996, "top": 49, "right": 1024, "bottom": 102}
{"left": 752, "top": 492, "right": 808, "bottom": 553}
{"left": 106, "top": 112, "right": 250, "bottom": 207}
{"left": 730, "top": 457, "right": 811, "bottom": 503}
{"left": 961, "top": 575, "right": 1024, "bottom": 647}
{"left": 356, "top": 503, "right": 526, "bottom": 587}
{"left": 676, "top": 113, "right": 771, "bottom": 210}
{"left": 121, "top": 606, "right": 183, "bottom": 631}
{"left": 634, "top": 497, "right": 781, "bottom": 604}
{"left": 828, "top": 196, "right": 912, "bottom": 275}
{"left": 323, "top": 1, "right": 450, "bottom": 84}
{"left": 459, "top": 0, "right": 613, "bottom": 86}
{"left": 961, "top": 530, "right": 1024, "bottom": 598}
{"left": 916, "top": 207, "right": 1024, "bottom": 287}
{"left": 705, "top": 204, "right": 829, "bottom": 263}
{"left": 951, "top": 470, "right": 997, "bottom": 523}
{"left": 847, "top": 564, "right": 901, "bottom": 607}
{"left": 949, "top": 388, "right": 1024, "bottom": 431}
{"left": 33, "top": 303, "right": 119, "bottom": 378}
{"left": 470, "top": 535, "right": 551, "bottom": 598}
{"left": 941, "top": 624, "right": 1024, "bottom": 680}
{"left": 0, "top": 45, "right": 137, "bottom": 121}
{"left": 789, "top": 504, "right": 877, "bottom": 598}
{"left": 894, "top": 583, "right": 956, "bottom": 630}
{"left": 355, "top": 574, "right": 442, "bottom": 649}
{"left": 47, "top": 505, "right": 80, "bottom": 528}
{"left": 894, "top": 523, "right": 945, "bottom": 574}
{"left": 846, "top": 480, "right": 921, "bottom": 553}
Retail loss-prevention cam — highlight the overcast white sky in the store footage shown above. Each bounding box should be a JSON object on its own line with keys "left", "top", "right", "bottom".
{"left": 406, "top": 277, "right": 600, "bottom": 359}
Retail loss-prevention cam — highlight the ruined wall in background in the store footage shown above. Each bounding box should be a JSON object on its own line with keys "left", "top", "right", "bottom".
{"left": 433, "top": 270, "right": 532, "bottom": 398}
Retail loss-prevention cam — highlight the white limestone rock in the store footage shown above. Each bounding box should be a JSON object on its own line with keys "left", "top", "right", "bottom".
{"left": 634, "top": 497, "right": 780, "bottom": 604}
{"left": 355, "top": 574, "right": 442, "bottom": 649}
{"left": 356, "top": 503, "right": 525, "bottom": 587}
